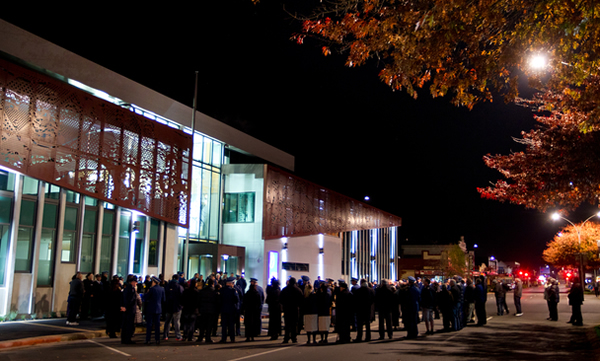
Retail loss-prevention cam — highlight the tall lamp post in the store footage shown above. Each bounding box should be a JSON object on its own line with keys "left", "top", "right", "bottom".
{"left": 551, "top": 211, "right": 600, "bottom": 284}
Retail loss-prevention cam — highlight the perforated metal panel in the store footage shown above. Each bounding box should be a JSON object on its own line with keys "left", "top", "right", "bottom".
{"left": 263, "top": 166, "right": 402, "bottom": 239}
{"left": 0, "top": 58, "right": 192, "bottom": 227}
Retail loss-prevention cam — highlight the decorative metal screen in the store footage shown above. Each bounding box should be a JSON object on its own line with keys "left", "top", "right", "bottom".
{"left": 263, "top": 166, "right": 402, "bottom": 239}
{"left": 0, "top": 58, "right": 192, "bottom": 227}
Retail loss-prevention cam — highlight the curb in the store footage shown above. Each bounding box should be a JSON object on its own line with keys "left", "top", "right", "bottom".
{"left": 0, "top": 325, "right": 148, "bottom": 350}
{"left": 0, "top": 330, "right": 105, "bottom": 350}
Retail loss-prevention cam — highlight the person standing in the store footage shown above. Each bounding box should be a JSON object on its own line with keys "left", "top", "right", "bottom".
{"left": 279, "top": 277, "right": 303, "bottom": 344}
{"left": 81, "top": 273, "right": 94, "bottom": 320}
{"left": 196, "top": 278, "right": 217, "bottom": 342}
{"left": 164, "top": 274, "right": 184, "bottom": 341}
{"left": 180, "top": 279, "right": 199, "bottom": 341}
{"left": 144, "top": 276, "right": 166, "bottom": 345}
{"left": 243, "top": 283, "right": 263, "bottom": 341}
{"left": 121, "top": 275, "right": 139, "bottom": 344}
{"left": 219, "top": 277, "right": 240, "bottom": 343}
{"left": 353, "top": 278, "right": 375, "bottom": 342}
{"left": 249, "top": 278, "right": 264, "bottom": 336}
{"left": 513, "top": 278, "right": 523, "bottom": 317}
{"left": 375, "top": 279, "right": 394, "bottom": 340}
{"left": 266, "top": 278, "right": 282, "bottom": 340}
{"left": 567, "top": 277, "right": 584, "bottom": 326}
{"left": 420, "top": 278, "right": 436, "bottom": 335}
{"left": 105, "top": 278, "right": 122, "bottom": 338}
{"left": 316, "top": 282, "right": 333, "bottom": 343}
{"left": 301, "top": 284, "right": 318, "bottom": 344}
{"left": 493, "top": 280, "right": 506, "bottom": 316}
{"left": 335, "top": 281, "right": 353, "bottom": 344}
{"left": 474, "top": 278, "right": 487, "bottom": 326}
{"left": 67, "top": 272, "right": 84, "bottom": 326}
{"left": 548, "top": 279, "right": 560, "bottom": 321}
{"left": 403, "top": 277, "right": 421, "bottom": 339}
{"left": 463, "top": 278, "right": 476, "bottom": 323}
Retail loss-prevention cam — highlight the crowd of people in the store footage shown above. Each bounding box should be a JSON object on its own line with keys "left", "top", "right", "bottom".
{"left": 65, "top": 271, "right": 587, "bottom": 346}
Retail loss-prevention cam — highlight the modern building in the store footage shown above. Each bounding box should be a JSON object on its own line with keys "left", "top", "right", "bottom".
{"left": 0, "top": 20, "right": 401, "bottom": 318}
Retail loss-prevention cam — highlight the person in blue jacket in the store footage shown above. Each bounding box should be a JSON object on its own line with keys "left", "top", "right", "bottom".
{"left": 144, "top": 276, "right": 166, "bottom": 345}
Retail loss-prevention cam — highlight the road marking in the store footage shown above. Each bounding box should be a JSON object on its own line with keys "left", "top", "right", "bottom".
{"left": 227, "top": 345, "right": 297, "bottom": 361}
{"left": 25, "top": 321, "right": 92, "bottom": 333}
{"left": 86, "top": 339, "right": 131, "bottom": 357}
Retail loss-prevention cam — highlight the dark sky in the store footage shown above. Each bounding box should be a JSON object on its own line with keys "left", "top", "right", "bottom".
{"left": 2, "top": 2, "right": 585, "bottom": 270}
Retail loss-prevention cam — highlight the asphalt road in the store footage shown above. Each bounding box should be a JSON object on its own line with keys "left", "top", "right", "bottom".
{"left": 1, "top": 290, "right": 598, "bottom": 361}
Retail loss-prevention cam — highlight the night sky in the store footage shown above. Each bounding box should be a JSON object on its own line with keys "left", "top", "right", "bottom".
{"left": 2, "top": 2, "right": 588, "bottom": 270}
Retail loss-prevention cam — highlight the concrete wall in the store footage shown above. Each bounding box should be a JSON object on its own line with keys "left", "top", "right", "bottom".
{"left": 264, "top": 234, "right": 342, "bottom": 287}
{"left": 222, "top": 165, "right": 265, "bottom": 284}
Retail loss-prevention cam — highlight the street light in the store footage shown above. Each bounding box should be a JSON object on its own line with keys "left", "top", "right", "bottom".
{"left": 551, "top": 211, "right": 600, "bottom": 284}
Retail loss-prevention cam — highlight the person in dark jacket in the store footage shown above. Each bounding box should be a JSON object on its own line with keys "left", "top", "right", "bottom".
{"left": 375, "top": 279, "right": 394, "bottom": 340}
{"left": 420, "top": 278, "right": 436, "bottom": 335}
{"left": 266, "top": 278, "right": 282, "bottom": 340}
{"left": 105, "top": 278, "right": 123, "bottom": 338}
{"left": 316, "top": 282, "right": 332, "bottom": 343}
{"left": 163, "top": 274, "right": 184, "bottom": 340}
{"left": 197, "top": 278, "right": 217, "bottom": 342}
{"left": 438, "top": 284, "right": 454, "bottom": 331}
{"left": 474, "top": 278, "right": 487, "bottom": 326}
{"left": 80, "top": 273, "right": 94, "bottom": 320}
{"left": 335, "top": 281, "right": 353, "bottom": 343}
{"left": 181, "top": 279, "right": 200, "bottom": 341}
{"left": 567, "top": 277, "right": 584, "bottom": 326}
{"left": 403, "top": 277, "right": 421, "bottom": 339}
{"left": 121, "top": 275, "right": 139, "bottom": 344}
{"left": 279, "top": 277, "right": 303, "bottom": 344}
{"left": 548, "top": 279, "right": 560, "bottom": 321}
{"left": 243, "top": 283, "right": 263, "bottom": 341}
{"left": 301, "top": 284, "right": 319, "bottom": 344}
{"left": 144, "top": 276, "right": 166, "bottom": 345}
{"left": 353, "top": 279, "right": 375, "bottom": 342}
{"left": 493, "top": 280, "right": 506, "bottom": 316}
{"left": 463, "top": 278, "right": 476, "bottom": 323}
{"left": 219, "top": 277, "right": 240, "bottom": 343}
{"left": 67, "top": 272, "right": 84, "bottom": 325}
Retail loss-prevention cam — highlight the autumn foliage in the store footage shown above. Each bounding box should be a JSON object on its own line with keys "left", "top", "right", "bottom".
{"left": 284, "top": 0, "right": 600, "bottom": 211}
{"left": 542, "top": 222, "right": 600, "bottom": 270}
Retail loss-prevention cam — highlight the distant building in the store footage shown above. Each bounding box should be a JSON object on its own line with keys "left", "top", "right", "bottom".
{"left": 398, "top": 243, "right": 475, "bottom": 281}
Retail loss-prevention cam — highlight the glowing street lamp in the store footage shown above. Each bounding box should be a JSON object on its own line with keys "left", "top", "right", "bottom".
{"left": 530, "top": 54, "right": 547, "bottom": 70}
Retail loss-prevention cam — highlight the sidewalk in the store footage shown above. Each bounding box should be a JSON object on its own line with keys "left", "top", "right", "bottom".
{"left": 0, "top": 318, "right": 109, "bottom": 350}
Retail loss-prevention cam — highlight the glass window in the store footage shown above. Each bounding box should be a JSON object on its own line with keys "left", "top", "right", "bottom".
{"left": 223, "top": 193, "right": 255, "bottom": 223}
{"left": 203, "top": 139, "right": 212, "bottom": 166}
{"left": 42, "top": 203, "right": 58, "bottom": 228}
{"left": 61, "top": 207, "right": 78, "bottom": 263}
{"left": 200, "top": 168, "right": 211, "bottom": 239}
{"left": 148, "top": 219, "right": 159, "bottom": 267}
{"left": 65, "top": 190, "right": 80, "bottom": 204}
{"left": 80, "top": 234, "right": 94, "bottom": 273}
{"left": 38, "top": 228, "right": 55, "bottom": 286}
{"left": 22, "top": 176, "right": 39, "bottom": 196}
{"left": 0, "top": 196, "right": 12, "bottom": 285}
{"left": 80, "top": 210, "right": 97, "bottom": 273}
{"left": 46, "top": 184, "right": 60, "bottom": 200}
{"left": 212, "top": 141, "right": 222, "bottom": 168}
{"left": 132, "top": 218, "right": 146, "bottom": 274}
{"left": 0, "top": 170, "right": 15, "bottom": 191}
{"left": 0, "top": 197, "right": 11, "bottom": 224}
{"left": 100, "top": 211, "right": 114, "bottom": 273}
{"left": 84, "top": 196, "right": 98, "bottom": 206}
{"left": 117, "top": 211, "right": 131, "bottom": 276}
{"left": 16, "top": 200, "right": 36, "bottom": 272}
{"left": 15, "top": 227, "right": 33, "bottom": 272}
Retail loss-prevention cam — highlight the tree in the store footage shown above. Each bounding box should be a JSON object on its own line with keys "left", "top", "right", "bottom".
{"left": 440, "top": 244, "right": 467, "bottom": 278}
{"left": 542, "top": 222, "right": 600, "bottom": 270}
{"left": 288, "top": 0, "right": 600, "bottom": 113}
{"left": 477, "top": 90, "right": 600, "bottom": 211}
{"left": 269, "top": 0, "right": 600, "bottom": 211}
